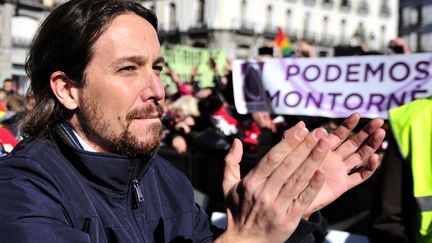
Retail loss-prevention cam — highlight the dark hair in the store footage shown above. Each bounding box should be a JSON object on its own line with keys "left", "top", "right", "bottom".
{"left": 20, "top": 0, "right": 158, "bottom": 139}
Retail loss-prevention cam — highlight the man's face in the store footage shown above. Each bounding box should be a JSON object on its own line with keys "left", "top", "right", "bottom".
{"left": 71, "top": 13, "right": 165, "bottom": 157}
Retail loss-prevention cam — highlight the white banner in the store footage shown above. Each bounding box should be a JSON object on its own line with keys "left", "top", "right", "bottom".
{"left": 233, "top": 53, "right": 432, "bottom": 118}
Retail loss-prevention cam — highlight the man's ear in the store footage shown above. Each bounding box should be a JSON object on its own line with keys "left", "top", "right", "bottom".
{"left": 50, "top": 71, "right": 79, "bottom": 110}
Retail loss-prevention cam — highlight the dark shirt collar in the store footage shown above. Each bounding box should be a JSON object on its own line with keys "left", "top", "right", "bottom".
{"left": 53, "top": 123, "right": 157, "bottom": 191}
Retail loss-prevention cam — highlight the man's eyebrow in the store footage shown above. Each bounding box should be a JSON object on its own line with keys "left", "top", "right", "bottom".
{"left": 154, "top": 56, "right": 165, "bottom": 66}
{"left": 109, "top": 55, "right": 146, "bottom": 68}
{"left": 109, "top": 56, "right": 165, "bottom": 68}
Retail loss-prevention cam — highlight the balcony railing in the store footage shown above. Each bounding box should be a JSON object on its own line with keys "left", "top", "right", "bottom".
{"left": 303, "top": 31, "right": 316, "bottom": 44}
{"left": 262, "top": 25, "right": 278, "bottom": 39}
{"left": 339, "top": 36, "right": 351, "bottom": 45}
{"left": 187, "top": 23, "right": 210, "bottom": 38}
{"left": 320, "top": 34, "right": 334, "bottom": 46}
{"left": 232, "top": 18, "right": 256, "bottom": 36}
{"left": 286, "top": 28, "right": 298, "bottom": 42}
{"left": 157, "top": 23, "right": 180, "bottom": 43}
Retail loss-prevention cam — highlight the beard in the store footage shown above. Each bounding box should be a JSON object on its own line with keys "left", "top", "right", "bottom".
{"left": 76, "top": 94, "right": 163, "bottom": 158}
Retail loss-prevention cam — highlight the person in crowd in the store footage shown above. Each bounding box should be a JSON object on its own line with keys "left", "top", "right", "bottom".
{"left": 163, "top": 95, "right": 204, "bottom": 154}
{"left": 0, "top": 0, "right": 385, "bottom": 242}
{"left": 0, "top": 126, "right": 18, "bottom": 155}
{"left": 369, "top": 96, "right": 432, "bottom": 242}
{"left": 368, "top": 37, "right": 430, "bottom": 242}
{"left": 166, "top": 68, "right": 195, "bottom": 97}
{"left": 0, "top": 88, "right": 8, "bottom": 114}
{"left": 295, "top": 40, "right": 317, "bottom": 58}
{"left": 2, "top": 78, "right": 18, "bottom": 94}
{"left": 24, "top": 91, "right": 36, "bottom": 111}
{"left": 388, "top": 37, "right": 410, "bottom": 55}
{"left": 197, "top": 90, "right": 262, "bottom": 153}
{"left": 0, "top": 92, "right": 26, "bottom": 137}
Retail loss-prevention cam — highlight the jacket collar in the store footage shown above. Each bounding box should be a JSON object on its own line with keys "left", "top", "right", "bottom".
{"left": 54, "top": 123, "right": 157, "bottom": 191}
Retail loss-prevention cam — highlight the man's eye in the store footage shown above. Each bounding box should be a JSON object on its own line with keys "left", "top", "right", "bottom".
{"left": 118, "top": 66, "right": 136, "bottom": 73}
{"left": 153, "top": 65, "right": 163, "bottom": 72}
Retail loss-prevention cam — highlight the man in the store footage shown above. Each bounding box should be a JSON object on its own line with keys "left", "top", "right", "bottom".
{"left": 0, "top": 0, "right": 385, "bottom": 242}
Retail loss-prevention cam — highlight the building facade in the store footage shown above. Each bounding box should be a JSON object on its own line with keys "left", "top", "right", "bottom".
{"left": 0, "top": 0, "right": 401, "bottom": 90}
{"left": 0, "top": 0, "right": 66, "bottom": 90}
{"left": 149, "top": 0, "right": 399, "bottom": 59}
{"left": 399, "top": 0, "right": 432, "bottom": 52}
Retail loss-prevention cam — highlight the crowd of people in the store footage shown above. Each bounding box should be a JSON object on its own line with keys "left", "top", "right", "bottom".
{"left": 0, "top": 78, "right": 35, "bottom": 155}
{"left": 159, "top": 40, "right": 394, "bottom": 160}
{"left": 161, "top": 58, "right": 268, "bottom": 157}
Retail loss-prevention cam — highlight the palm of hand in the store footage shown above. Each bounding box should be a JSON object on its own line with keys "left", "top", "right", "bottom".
{"left": 306, "top": 117, "right": 385, "bottom": 215}
{"left": 306, "top": 151, "right": 351, "bottom": 215}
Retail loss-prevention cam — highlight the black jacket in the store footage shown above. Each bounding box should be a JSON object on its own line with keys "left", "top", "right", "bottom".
{"left": 0, "top": 126, "right": 321, "bottom": 242}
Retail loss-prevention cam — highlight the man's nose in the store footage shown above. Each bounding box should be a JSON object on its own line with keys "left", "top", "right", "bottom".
{"left": 142, "top": 72, "right": 165, "bottom": 102}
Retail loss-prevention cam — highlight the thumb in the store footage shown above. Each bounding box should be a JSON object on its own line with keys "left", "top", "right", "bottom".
{"left": 222, "top": 138, "right": 243, "bottom": 197}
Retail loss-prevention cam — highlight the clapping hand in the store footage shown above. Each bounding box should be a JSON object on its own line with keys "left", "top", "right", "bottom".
{"left": 216, "top": 113, "right": 385, "bottom": 243}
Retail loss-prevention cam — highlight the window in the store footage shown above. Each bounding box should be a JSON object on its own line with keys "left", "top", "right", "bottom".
{"left": 340, "top": 19, "right": 347, "bottom": 43}
{"left": 341, "top": 0, "right": 350, "bottom": 7}
{"left": 401, "top": 7, "right": 410, "bottom": 27}
{"left": 198, "top": 0, "right": 205, "bottom": 25}
{"left": 357, "top": 0, "right": 369, "bottom": 14}
{"left": 303, "top": 0, "right": 316, "bottom": 6}
{"left": 354, "top": 22, "right": 366, "bottom": 42}
{"left": 409, "top": 7, "right": 418, "bottom": 26}
{"left": 322, "top": 16, "right": 329, "bottom": 41}
{"left": 286, "top": 9, "right": 292, "bottom": 30}
{"left": 380, "top": 25, "right": 386, "bottom": 48}
{"left": 421, "top": 5, "right": 432, "bottom": 26}
{"left": 169, "top": 3, "right": 176, "bottom": 30}
{"left": 380, "top": 0, "right": 391, "bottom": 16}
{"left": 420, "top": 33, "right": 432, "bottom": 52}
{"left": 408, "top": 32, "right": 417, "bottom": 52}
{"left": 323, "top": 16, "right": 328, "bottom": 30}
{"left": 303, "top": 12, "right": 310, "bottom": 37}
{"left": 241, "top": 0, "right": 247, "bottom": 25}
{"left": 266, "top": 5, "right": 273, "bottom": 30}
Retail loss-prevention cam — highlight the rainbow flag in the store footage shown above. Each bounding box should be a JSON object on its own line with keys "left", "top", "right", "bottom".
{"left": 274, "top": 27, "right": 293, "bottom": 57}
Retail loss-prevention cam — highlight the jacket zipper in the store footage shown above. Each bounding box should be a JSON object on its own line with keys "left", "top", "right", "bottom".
{"left": 133, "top": 179, "right": 144, "bottom": 204}
{"left": 131, "top": 157, "right": 152, "bottom": 208}
{"left": 129, "top": 158, "right": 152, "bottom": 241}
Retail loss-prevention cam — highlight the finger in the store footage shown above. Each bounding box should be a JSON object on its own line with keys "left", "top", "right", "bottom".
{"left": 252, "top": 113, "right": 264, "bottom": 127}
{"left": 360, "top": 153, "right": 381, "bottom": 180}
{"left": 223, "top": 138, "right": 243, "bottom": 197}
{"left": 327, "top": 112, "right": 360, "bottom": 148}
{"left": 335, "top": 118, "right": 384, "bottom": 159}
{"left": 261, "top": 116, "right": 272, "bottom": 130}
{"left": 270, "top": 123, "right": 277, "bottom": 133}
{"left": 247, "top": 121, "right": 309, "bottom": 181}
{"left": 347, "top": 153, "right": 380, "bottom": 189}
{"left": 259, "top": 129, "right": 327, "bottom": 205}
{"left": 276, "top": 138, "right": 329, "bottom": 210}
{"left": 344, "top": 128, "right": 386, "bottom": 171}
{"left": 286, "top": 170, "right": 325, "bottom": 219}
